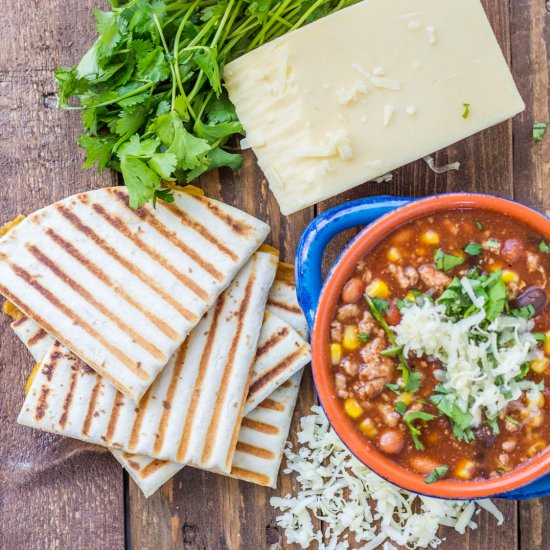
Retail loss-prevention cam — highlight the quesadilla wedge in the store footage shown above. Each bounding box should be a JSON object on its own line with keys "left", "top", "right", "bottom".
{"left": 0, "top": 187, "right": 269, "bottom": 401}
{"left": 111, "top": 371, "right": 303, "bottom": 496}
{"left": 18, "top": 251, "right": 277, "bottom": 473}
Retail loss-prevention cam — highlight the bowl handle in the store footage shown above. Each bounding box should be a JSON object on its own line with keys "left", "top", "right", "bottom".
{"left": 295, "top": 195, "right": 413, "bottom": 330}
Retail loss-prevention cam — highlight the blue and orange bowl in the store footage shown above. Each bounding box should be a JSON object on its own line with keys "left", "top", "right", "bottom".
{"left": 296, "top": 193, "right": 550, "bottom": 499}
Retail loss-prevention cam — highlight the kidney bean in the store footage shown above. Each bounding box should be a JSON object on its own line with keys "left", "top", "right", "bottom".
{"left": 501, "top": 238, "right": 525, "bottom": 264}
{"left": 513, "top": 285, "right": 548, "bottom": 313}
{"left": 386, "top": 302, "right": 402, "bottom": 326}
{"left": 377, "top": 428, "right": 405, "bottom": 455}
{"left": 341, "top": 277, "right": 365, "bottom": 304}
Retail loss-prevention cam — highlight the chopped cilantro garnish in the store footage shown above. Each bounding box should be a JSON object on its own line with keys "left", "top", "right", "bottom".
{"left": 475, "top": 220, "right": 485, "bottom": 231}
{"left": 464, "top": 242, "right": 482, "bottom": 256}
{"left": 386, "top": 383, "right": 401, "bottom": 395}
{"left": 534, "top": 332, "right": 546, "bottom": 342}
{"left": 430, "top": 393, "right": 475, "bottom": 442}
{"left": 372, "top": 298, "right": 389, "bottom": 313}
{"left": 533, "top": 122, "right": 548, "bottom": 142}
{"left": 462, "top": 103, "right": 471, "bottom": 119}
{"left": 539, "top": 241, "right": 550, "bottom": 254}
{"left": 404, "top": 411, "right": 435, "bottom": 451}
{"left": 434, "top": 249, "right": 466, "bottom": 272}
{"left": 424, "top": 465, "right": 449, "bottom": 484}
{"left": 485, "top": 274, "right": 506, "bottom": 321}
{"left": 405, "top": 370, "right": 422, "bottom": 393}
{"left": 358, "top": 332, "right": 370, "bottom": 342}
{"left": 484, "top": 238, "right": 501, "bottom": 250}
{"left": 505, "top": 415, "right": 519, "bottom": 426}
{"left": 394, "top": 401, "right": 407, "bottom": 416}
{"left": 510, "top": 304, "right": 536, "bottom": 319}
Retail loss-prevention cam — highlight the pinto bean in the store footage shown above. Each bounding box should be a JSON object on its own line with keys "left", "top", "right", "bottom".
{"left": 501, "top": 238, "right": 525, "bottom": 264}
{"left": 342, "top": 277, "right": 365, "bottom": 303}
{"left": 409, "top": 455, "right": 439, "bottom": 474}
{"left": 377, "top": 429, "right": 405, "bottom": 455}
{"left": 386, "top": 303, "right": 401, "bottom": 326}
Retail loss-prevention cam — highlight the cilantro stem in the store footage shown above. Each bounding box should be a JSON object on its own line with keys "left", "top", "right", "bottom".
{"left": 365, "top": 295, "right": 412, "bottom": 387}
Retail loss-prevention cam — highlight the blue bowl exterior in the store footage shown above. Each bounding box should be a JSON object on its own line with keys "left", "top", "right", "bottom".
{"left": 295, "top": 193, "right": 550, "bottom": 500}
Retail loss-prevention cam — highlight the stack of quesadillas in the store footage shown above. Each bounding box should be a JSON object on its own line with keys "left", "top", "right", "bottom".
{"left": 1, "top": 186, "right": 311, "bottom": 497}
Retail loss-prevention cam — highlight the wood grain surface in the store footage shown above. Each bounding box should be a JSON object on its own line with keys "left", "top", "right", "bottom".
{"left": 0, "top": 0, "right": 548, "bottom": 549}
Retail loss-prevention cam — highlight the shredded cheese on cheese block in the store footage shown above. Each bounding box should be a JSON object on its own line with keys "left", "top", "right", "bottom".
{"left": 394, "top": 301, "right": 543, "bottom": 426}
{"left": 270, "top": 406, "right": 504, "bottom": 549}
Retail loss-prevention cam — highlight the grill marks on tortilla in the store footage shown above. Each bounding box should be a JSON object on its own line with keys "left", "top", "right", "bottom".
{"left": 110, "top": 189, "right": 223, "bottom": 284}
{"left": 28, "top": 327, "right": 48, "bottom": 347}
{"left": 189, "top": 193, "right": 255, "bottom": 239}
{"left": 240, "top": 417, "right": 280, "bottom": 435}
{"left": 92, "top": 201, "right": 210, "bottom": 300}
{"left": 8, "top": 261, "right": 146, "bottom": 380}
{"left": 200, "top": 273, "right": 256, "bottom": 464}
{"left": 82, "top": 377, "right": 103, "bottom": 437}
{"left": 248, "top": 347, "right": 309, "bottom": 396}
{"left": 258, "top": 398, "right": 285, "bottom": 412}
{"left": 45, "top": 228, "right": 179, "bottom": 341}
{"left": 26, "top": 244, "right": 165, "bottom": 362}
{"left": 161, "top": 201, "right": 239, "bottom": 262}
{"left": 230, "top": 466, "right": 271, "bottom": 487}
{"left": 235, "top": 441, "right": 275, "bottom": 460}
{"left": 176, "top": 296, "right": 226, "bottom": 462}
{"left": 153, "top": 343, "right": 189, "bottom": 455}
{"left": 57, "top": 205, "right": 197, "bottom": 324}
{"left": 59, "top": 369, "right": 78, "bottom": 429}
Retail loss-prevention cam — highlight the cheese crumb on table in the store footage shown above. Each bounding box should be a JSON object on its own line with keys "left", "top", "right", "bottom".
{"left": 224, "top": 0, "right": 524, "bottom": 215}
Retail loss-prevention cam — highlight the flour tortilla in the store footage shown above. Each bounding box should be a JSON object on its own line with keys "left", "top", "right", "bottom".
{"left": 18, "top": 251, "right": 277, "bottom": 473}
{"left": 0, "top": 187, "right": 269, "bottom": 401}
{"left": 111, "top": 371, "right": 303, "bottom": 496}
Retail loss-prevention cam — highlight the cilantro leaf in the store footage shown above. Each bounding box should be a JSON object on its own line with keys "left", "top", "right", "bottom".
{"left": 193, "top": 47, "right": 222, "bottom": 94}
{"left": 404, "top": 411, "right": 435, "bottom": 451}
{"left": 533, "top": 122, "right": 548, "bottom": 143}
{"left": 120, "top": 156, "right": 161, "bottom": 208}
{"left": 78, "top": 134, "right": 117, "bottom": 171}
{"left": 475, "top": 220, "right": 484, "bottom": 231}
{"left": 372, "top": 298, "right": 389, "bottom": 313}
{"left": 485, "top": 274, "right": 506, "bottom": 321}
{"left": 425, "top": 465, "right": 449, "bottom": 484}
{"left": 464, "top": 242, "right": 482, "bottom": 256}
{"left": 404, "top": 370, "right": 422, "bottom": 393}
{"left": 394, "top": 401, "right": 407, "bottom": 416}
{"left": 137, "top": 47, "right": 171, "bottom": 83}
{"left": 95, "top": 9, "right": 125, "bottom": 56}
{"left": 539, "top": 241, "right": 550, "bottom": 254}
{"left": 434, "top": 249, "right": 465, "bottom": 272}
{"left": 358, "top": 332, "right": 370, "bottom": 342}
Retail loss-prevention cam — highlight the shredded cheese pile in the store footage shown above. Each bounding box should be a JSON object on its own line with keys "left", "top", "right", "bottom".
{"left": 394, "top": 300, "right": 543, "bottom": 426}
{"left": 270, "top": 407, "right": 503, "bottom": 549}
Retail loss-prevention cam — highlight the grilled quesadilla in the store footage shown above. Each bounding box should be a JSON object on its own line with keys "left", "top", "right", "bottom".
{"left": 112, "top": 371, "right": 303, "bottom": 496}
{"left": 0, "top": 187, "right": 269, "bottom": 401}
{"left": 18, "top": 251, "right": 277, "bottom": 473}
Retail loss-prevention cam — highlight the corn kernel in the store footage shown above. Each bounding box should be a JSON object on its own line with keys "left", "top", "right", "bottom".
{"left": 359, "top": 417, "right": 378, "bottom": 437}
{"left": 365, "top": 279, "right": 389, "bottom": 299}
{"left": 386, "top": 247, "right": 401, "bottom": 262}
{"left": 421, "top": 229, "right": 440, "bottom": 245}
{"left": 454, "top": 459, "right": 477, "bottom": 480}
{"left": 527, "top": 440, "right": 547, "bottom": 458}
{"left": 519, "top": 408, "right": 531, "bottom": 421}
{"left": 502, "top": 270, "right": 519, "bottom": 284}
{"left": 330, "top": 343, "right": 342, "bottom": 365}
{"left": 344, "top": 398, "right": 363, "bottom": 419}
{"left": 527, "top": 390, "right": 545, "bottom": 408}
{"left": 529, "top": 413, "right": 544, "bottom": 428}
{"left": 530, "top": 357, "right": 549, "bottom": 374}
{"left": 489, "top": 261, "right": 503, "bottom": 272}
{"left": 396, "top": 392, "right": 414, "bottom": 406}
{"left": 544, "top": 332, "right": 550, "bottom": 356}
{"left": 25, "top": 364, "right": 41, "bottom": 395}
{"left": 405, "top": 291, "right": 417, "bottom": 302}
{"left": 342, "top": 325, "right": 360, "bottom": 350}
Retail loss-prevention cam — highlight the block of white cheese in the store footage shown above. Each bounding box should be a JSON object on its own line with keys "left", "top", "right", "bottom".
{"left": 223, "top": 0, "right": 524, "bottom": 215}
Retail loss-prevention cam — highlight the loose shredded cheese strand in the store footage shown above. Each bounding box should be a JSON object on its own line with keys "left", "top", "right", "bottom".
{"left": 270, "top": 407, "right": 503, "bottom": 549}
{"left": 423, "top": 155, "right": 460, "bottom": 173}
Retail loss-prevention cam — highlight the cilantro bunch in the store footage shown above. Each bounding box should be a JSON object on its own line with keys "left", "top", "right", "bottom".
{"left": 55, "top": 0, "right": 355, "bottom": 208}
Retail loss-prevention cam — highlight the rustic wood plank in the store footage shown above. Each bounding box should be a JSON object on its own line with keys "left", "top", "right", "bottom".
{"left": 0, "top": 2, "right": 125, "bottom": 549}
{"left": 127, "top": 155, "right": 317, "bottom": 550}
{"left": 511, "top": 0, "right": 550, "bottom": 547}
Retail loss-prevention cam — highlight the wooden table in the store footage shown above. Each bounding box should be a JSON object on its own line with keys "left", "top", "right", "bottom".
{"left": 0, "top": 1, "right": 548, "bottom": 549}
